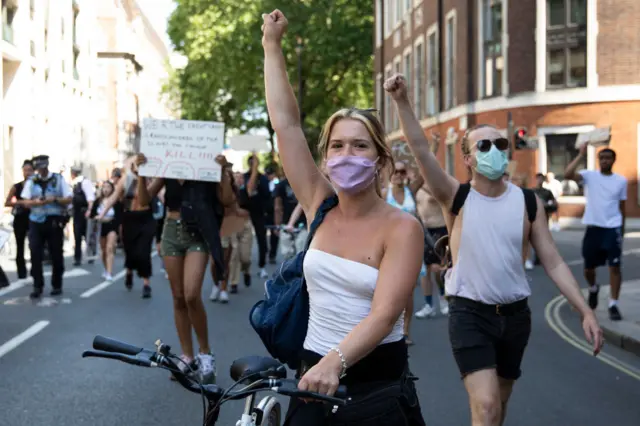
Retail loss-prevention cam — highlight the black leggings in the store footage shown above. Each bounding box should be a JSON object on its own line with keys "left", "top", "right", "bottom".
{"left": 122, "top": 210, "right": 155, "bottom": 278}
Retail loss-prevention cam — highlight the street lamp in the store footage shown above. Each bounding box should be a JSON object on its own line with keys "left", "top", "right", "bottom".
{"left": 295, "top": 36, "right": 304, "bottom": 122}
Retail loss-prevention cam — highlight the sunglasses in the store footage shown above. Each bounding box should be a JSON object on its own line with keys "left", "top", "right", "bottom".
{"left": 394, "top": 169, "right": 407, "bottom": 175}
{"left": 476, "top": 138, "right": 509, "bottom": 152}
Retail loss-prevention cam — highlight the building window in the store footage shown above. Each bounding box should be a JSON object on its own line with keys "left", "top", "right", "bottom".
{"left": 30, "top": 0, "right": 35, "bottom": 20}
{"left": 426, "top": 29, "right": 438, "bottom": 116}
{"left": 376, "top": 0, "right": 382, "bottom": 44}
{"left": 393, "top": 60, "right": 401, "bottom": 130}
{"left": 546, "top": 133, "right": 585, "bottom": 196}
{"left": 404, "top": 51, "right": 411, "bottom": 103}
{"left": 445, "top": 13, "right": 456, "bottom": 109}
{"left": 385, "top": 0, "right": 392, "bottom": 36}
{"left": 481, "top": 0, "right": 503, "bottom": 98}
{"left": 546, "top": 0, "right": 587, "bottom": 89}
{"left": 446, "top": 144, "right": 455, "bottom": 175}
{"left": 376, "top": 74, "right": 383, "bottom": 123}
{"left": 384, "top": 68, "right": 392, "bottom": 131}
{"left": 395, "top": 0, "right": 402, "bottom": 25}
{"left": 414, "top": 42, "right": 424, "bottom": 118}
{"left": 2, "top": 2, "right": 17, "bottom": 44}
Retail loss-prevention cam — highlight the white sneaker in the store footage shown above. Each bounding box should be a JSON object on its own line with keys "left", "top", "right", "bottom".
{"left": 197, "top": 353, "right": 216, "bottom": 384}
{"left": 101, "top": 270, "right": 108, "bottom": 279}
{"left": 219, "top": 290, "right": 229, "bottom": 304}
{"left": 170, "top": 354, "right": 197, "bottom": 381}
{"left": 524, "top": 260, "right": 534, "bottom": 270}
{"left": 415, "top": 304, "right": 435, "bottom": 319}
{"left": 439, "top": 297, "right": 449, "bottom": 316}
{"left": 259, "top": 268, "right": 269, "bottom": 279}
{"left": 105, "top": 273, "right": 113, "bottom": 281}
{"left": 209, "top": 285, "right": 220, "bottom": 301}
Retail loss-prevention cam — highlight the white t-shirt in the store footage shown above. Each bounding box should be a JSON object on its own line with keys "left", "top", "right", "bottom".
{"left": 579, "top": 170, "right": 627, "bottom": 228}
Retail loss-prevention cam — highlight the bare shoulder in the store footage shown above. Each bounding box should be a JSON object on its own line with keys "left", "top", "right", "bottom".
{"left": 381, "top": 205, "right": 423, "bottom": 245}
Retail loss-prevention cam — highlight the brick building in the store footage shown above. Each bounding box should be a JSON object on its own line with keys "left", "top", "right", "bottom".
{"left": 374, "top": 0, "right": 640, "bottom": 225}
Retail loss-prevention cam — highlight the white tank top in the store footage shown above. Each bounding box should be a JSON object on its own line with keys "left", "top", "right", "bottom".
{"left": 303, "top": 249, "right": 404, "bottom": 355}
{"left": 386, "top": 186, "right": 416, "bottom": 215}
{"left": 446, "top": 183, "right": 531, "bottom": 304}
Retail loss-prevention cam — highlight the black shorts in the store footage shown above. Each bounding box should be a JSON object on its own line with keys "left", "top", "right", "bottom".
{"left": 100, "top": 221, "right": 119, "bottom": 238}
{"left": 424, "top": 226, "right": 448, "bottom": 265}
{"left": 448, "top": 296, "right": 531, "bottom": 380}
{"left": 582, "top": 226, "right": 622, "bottom": 269}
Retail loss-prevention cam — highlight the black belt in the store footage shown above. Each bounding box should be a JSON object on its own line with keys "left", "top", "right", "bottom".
{"left": 449, "top": 296, "right": 528, "bottom": 316}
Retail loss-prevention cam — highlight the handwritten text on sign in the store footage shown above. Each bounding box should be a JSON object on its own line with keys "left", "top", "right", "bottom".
{"left": 138, "top": 118, "right": 225, "bottom": 182}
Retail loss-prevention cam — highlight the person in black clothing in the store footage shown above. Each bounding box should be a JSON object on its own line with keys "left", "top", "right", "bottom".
{"left": 70, "top": 166, "right": 96, "bottom": 265}
{"left": 264, "top": 165, "right": 280, "bottom": 263}
{"left": 245, "top": 155, "right": 272, "bottom": 279}
{"left": 526, "top": 173, "right": 559, "bottom": 267}
{"left": 4, "top": 159, "right": 35, "bottom": 279}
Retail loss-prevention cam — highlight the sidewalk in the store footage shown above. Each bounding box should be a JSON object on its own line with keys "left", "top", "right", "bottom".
{"left": 595, "top": 281, "right": 640, "bottom": 357}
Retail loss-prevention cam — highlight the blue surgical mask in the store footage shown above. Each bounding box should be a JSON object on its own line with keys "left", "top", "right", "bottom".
{"left": 475, "top": 145, "right": 508, "bottom": 180}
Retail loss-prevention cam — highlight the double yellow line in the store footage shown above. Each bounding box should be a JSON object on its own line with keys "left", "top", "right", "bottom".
{"left": 544, "top": 295, "right": 640, "bottom": 381}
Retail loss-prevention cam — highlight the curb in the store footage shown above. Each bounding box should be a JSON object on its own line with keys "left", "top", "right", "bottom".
{"left": 601, "top": 325, "right": 640, "bottom": 358}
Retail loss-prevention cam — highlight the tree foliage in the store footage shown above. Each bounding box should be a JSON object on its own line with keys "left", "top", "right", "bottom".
{"left": 166, "top": 0, "right": 374, "bottom": 154}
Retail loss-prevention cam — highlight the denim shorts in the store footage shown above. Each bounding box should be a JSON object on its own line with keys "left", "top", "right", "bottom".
{"left": 160, "top": 218, "right": 208, "bottom": 257}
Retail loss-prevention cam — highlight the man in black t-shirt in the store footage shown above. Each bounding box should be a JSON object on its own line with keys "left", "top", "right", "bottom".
{"left": 527, "top": 173, "right": 558, "bottom": 268}
{"left": 274, "top": 178, "right": 306, "bottom": 229}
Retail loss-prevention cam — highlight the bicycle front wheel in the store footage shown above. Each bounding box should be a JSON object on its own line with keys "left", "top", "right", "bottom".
{"left": 256, "top": 396, "right": 282, "bottom": 426}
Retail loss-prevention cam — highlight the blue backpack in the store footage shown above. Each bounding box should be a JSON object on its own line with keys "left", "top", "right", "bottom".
{"left": 249, "top": 195, "right": 339, "bottom": 369}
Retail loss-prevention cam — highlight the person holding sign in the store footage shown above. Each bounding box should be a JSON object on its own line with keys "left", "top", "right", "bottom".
{"left": 262, "top": 10, "right": 425, "bottom": 424}
{"left": 98, "top": 156, "right": 156, "bottom": 298}
{"left": 135, "top": 152, "right": 235, "bottom": 385}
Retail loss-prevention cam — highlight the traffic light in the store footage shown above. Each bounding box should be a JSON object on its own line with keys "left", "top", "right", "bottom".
{"left": 514, "top": 127, "right": 528, "bottom": 149}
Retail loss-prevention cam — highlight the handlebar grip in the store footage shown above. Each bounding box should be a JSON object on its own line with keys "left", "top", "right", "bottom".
{"left": 93, "top": 335, "right": 143, "bottom": 356}
{"left": 82, "top": 350, "right": 153, "bottom": 367}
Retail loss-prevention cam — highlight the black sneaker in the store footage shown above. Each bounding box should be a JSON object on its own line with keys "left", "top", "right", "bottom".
{"left": 588, "top": 286, "right": 599, "bottom": 309}
{"left": 608, "top": 305, "right": 622, "bottom": 321}
{"left": 30, "top": 288, "right": 43, "bottom": 299}
{"left": 142, "top": 285, "right": 152, "bottom": 299}
{"left": 50, "top": 288, "right": 63, "bottom": 296}
{"left": 73, "top": 260, "right": 81, "bottom": 267}
{"left": 244, "top": 273, "right": 251, "bottom": 287}
{"left": 230, "top": 284, "right": 238, "bottom": 294}
{"left": 125, "top": 273, "right": 133, "bottom": 290}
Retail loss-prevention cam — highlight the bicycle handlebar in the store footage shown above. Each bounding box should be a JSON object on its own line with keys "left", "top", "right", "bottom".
{"left": 83, "top": 336, "right": 348, "bottom": 406}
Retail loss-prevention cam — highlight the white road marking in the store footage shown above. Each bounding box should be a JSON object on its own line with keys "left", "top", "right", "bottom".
{"left": 0, "top": 268, "right": 91, "bottom": 297}
{"left": 0, "top": 320, "right": 50, "bottom": 359}
{"left": 80, "top": 252, "right": 158, "bottom": 299}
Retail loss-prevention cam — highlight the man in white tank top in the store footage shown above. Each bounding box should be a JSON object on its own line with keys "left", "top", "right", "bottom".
{"left": 384, "top": 74, "right": 603, "bottom": 426}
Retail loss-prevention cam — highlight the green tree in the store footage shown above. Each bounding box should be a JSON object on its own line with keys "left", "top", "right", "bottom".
{"left": 166, "top": 0, "right": 374, "bottom": 156}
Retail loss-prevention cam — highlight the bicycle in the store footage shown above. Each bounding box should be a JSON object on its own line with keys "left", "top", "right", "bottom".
{"left": 82, "top": 335, "right": 349, "bottom": 426}
{"left": 266, "top": 225, "right": 307, "bottom": 260}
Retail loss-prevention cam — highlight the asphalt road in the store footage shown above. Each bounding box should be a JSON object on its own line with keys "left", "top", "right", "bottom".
{"left": 1, "top": 231, "right": 640, "bottom": 426}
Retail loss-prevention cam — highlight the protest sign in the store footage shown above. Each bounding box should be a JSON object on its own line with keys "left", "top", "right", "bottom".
{"left": 138, "top": 118, "right": 225, "bottom": 182}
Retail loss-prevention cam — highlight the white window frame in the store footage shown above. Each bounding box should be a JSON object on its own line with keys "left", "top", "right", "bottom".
{"left": 444, "top": 10, "right": 457, "bottom": 109}
{"left": 445, "top": 140, "right": 456, "bottom": 176}
{"left": 425, "top": 23, "right": 439, "bottom": 117}
{"left": 403, "top": 46, "right": 412, "bottom": 104}
{"left": 376, "top": 0, "right": 383, "bottom": 45}
{"left": 384, "top": 64, "right": 393, "bottom": 132}
{"left": 413, "top": 35, "right": 425, "bottom": 119}
{"left": 385, "top": 0, "right": 393, "bottom": 37}
{"left": 537, "top": 124, "right": 596, "bottom": 204}
{"left": 393, "top": 55, "right": 402, "bottom": 130}
{"left": 376, "top": 73, "right": 383, "bottom": 119}
{"left": 477, "top": 0, "right": 509, "bottom": 99}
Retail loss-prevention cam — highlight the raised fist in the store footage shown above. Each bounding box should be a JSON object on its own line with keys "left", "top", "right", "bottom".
{"left": 383, "top": 73, "right": 409, "bottom": 101}
{"left": 262, "top": 9, "right": 288, "bottom": 46}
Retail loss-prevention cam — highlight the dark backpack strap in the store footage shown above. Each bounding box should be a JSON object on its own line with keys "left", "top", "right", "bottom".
{"left": 451, "top": 183, "right": 471, "bottom": 216}
{"left": 304, "top": 195, "right": 339, "bottom": 251}
{"left": 522, "top": 188, "right": 538, "bottom": 223}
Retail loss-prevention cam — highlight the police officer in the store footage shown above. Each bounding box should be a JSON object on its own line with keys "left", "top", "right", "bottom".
{"left": 20, "top": 155, "right": 73, "bottom": 298}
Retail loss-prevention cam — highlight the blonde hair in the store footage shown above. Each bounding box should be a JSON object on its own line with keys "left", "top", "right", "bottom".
{"left": 460, "top": 124, "right": 499, "bottom": 156}
{"left": 317, "top": 108, "right": 393, "bottom": 196}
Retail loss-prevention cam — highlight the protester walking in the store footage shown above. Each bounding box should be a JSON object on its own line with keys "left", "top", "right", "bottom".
{"left": 384, "top": 73, "right": 602, "bottom": 426}
{"left": 262, "top": 10, "right": 425, "bottom": 424}
{"left": 70, "top": 166, "right": 96, "bottom": 266}
{"left": 89, "top": 180, "right": 122, "bottom": 281}
{"left": 565, "top": 145, "right": 627, "bottom": 320}
{"left": 5, "top": 159, "right": 35, "bottom": 279}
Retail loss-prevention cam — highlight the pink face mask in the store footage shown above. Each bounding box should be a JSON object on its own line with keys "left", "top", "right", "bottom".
{"left": 326, "top": 156, "right": 378, "bottom": 194}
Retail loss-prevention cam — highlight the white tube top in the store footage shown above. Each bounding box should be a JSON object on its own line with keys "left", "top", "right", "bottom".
{"left": 302, "top": 248, "right": 405, "bottom": 355}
